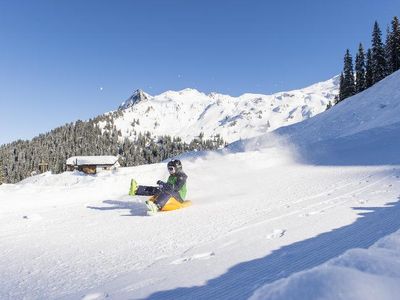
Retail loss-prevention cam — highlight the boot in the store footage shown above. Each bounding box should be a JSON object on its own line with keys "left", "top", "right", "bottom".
{"left": 128, "top": 179, "right": 138, "bottom": 196}
{"left": 145, "top": 200, "right": 160, "bottom": 214}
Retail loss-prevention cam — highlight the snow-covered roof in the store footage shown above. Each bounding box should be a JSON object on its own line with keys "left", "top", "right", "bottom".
{"left": 66, "top": 156, "right": 119, "bottom": 166}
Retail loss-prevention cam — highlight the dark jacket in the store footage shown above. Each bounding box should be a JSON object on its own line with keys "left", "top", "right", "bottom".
{"left": 166, "top": 171, "right": 188, "bottom": 200}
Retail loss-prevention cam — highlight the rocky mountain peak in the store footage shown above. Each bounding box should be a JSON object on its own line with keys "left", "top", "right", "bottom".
{"left": 118, "top": 89, "right": 149, "bottom": 110}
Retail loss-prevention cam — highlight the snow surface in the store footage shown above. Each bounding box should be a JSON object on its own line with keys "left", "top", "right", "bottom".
{"left": 1, "top": 71, "right": 400, "bottom": 299}
{"left": 105, "top": 76, "right": 338, "bottom": 143}
{"left": 250, "top": 229, "right": 400, "bottom": 300}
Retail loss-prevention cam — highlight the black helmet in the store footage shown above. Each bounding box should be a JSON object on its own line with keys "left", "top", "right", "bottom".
{"left": 167, "top": 159, "right": 182, "bottom": 173}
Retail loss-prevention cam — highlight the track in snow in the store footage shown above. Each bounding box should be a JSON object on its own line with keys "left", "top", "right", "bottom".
{"left": 76, "top": 169, "right": 400, "bottom": 300}
{"left": 146, "top": 200, "right": 400, "bottom": 300}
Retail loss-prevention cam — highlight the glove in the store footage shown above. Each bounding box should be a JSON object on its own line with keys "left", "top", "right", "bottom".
{"left": 157, "top": 180, "right": 165, "bottom": 189}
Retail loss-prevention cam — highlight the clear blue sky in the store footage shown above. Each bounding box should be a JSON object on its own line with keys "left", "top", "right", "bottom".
{"left": 1, "top": 0, "right": 399, "bottom": 145}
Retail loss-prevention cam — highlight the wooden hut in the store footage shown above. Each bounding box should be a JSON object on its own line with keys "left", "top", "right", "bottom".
{"left": 38, "top": 162, "right": 49, "bottom": 173}
{"left": 66, "top": 156, "right": 120, "bottom": 174}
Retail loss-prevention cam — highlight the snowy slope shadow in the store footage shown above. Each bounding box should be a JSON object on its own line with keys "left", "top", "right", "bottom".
{"left": 227, "top": 121, "right": 400, "bottom": 167}
{"left": 146, "top": 200, "right": 400, "bottom": 299}
{"left": 87, "top": 200, "right": 147, "bottom": 216}
{"left": 293, "top": 122, "right": 400, "bottom": 166}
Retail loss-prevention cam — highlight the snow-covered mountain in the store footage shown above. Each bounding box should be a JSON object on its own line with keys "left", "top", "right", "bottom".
{"left": 1, "top": 72, "right": 400, "bottom": 300}
{"left": 105, "top": 76, "right": 338, "bottom": 143}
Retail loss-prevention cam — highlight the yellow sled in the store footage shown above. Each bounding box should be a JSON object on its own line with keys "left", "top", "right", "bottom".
{"left": 148, "top": 196, "right": 192, "bottom": 212}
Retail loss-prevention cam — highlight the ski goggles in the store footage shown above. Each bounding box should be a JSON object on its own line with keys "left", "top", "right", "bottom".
{"left": 168, "top": 166, "right": 175, "bottom": 172}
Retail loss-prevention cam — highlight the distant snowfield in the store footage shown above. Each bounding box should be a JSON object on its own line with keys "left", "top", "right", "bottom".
{"left": 1, "top": 71, "right": 400, "bottom": 299}
{"left": 108, "top": 76, "right": 338, "bottom": 144}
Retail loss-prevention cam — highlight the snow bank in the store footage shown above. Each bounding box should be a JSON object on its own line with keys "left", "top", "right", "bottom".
{"left": 250, "top": 229, "right": 400, "bottom": 300}
{"left": 276, "top": 70, "right": 400, "bottom": 144}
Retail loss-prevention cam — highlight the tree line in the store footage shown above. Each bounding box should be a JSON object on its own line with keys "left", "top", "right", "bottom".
{"left": 0, "top": 113, "right": 225, "bottom": 184}
{"left": 336, "top": 16, "right": 400, "bottom": 104}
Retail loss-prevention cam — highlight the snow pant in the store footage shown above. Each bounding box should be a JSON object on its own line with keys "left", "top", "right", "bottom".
{"left": 136, "top": 185, "right": 183, "bottom": 209}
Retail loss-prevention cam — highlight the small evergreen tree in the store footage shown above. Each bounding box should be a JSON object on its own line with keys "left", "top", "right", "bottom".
{"left": 341, "top": 49, "right": 355, "bottom": 100}
{"left": 386, "top": 16, "right": 400, "bottom": 73}
{"left": 385, "top": 26, "right": 392, "bottom": 76}
{"left": 0, "top": 158, "right": 4, "bottom": 184}
{"left": 337, "top": 73, "right": 345, "bottom": 103}
{"left": 333, "top": 95, "right": 340, "bottom": 105}
{"left": 355, "top": 43, "right": 366, "bottom": 93}
{"left": 395, "top": 16, "right": 400, "bottom": 71}
{"left": 365, "top": 48, "right": 374, "bottom": 88}
{"left": 371, "top": 21, "right": 387, "bottom": 84}
{"left": 326, "top": 101, "right": 333, "bottom": 110}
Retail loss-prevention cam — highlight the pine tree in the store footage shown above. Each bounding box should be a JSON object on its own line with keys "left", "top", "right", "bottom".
{"left": 0, "top": 158, "right": 4, "bottom": 184}
{"left": 371, "top": 21, "right": 387, "bottom": 83}
{"left": 395, "top": 16, "right": 400, "bottom": 71}
{"left": 326, "top": 101, "right": 333, "bottom": 110}
{"left": 355, "top": 43, "right": 366, "bottom": 93}
{"left": 341, "top": 49, "right": 355, "bottom": 100}
{"left": 385, "top": 25, "right": 392, "bottom": 75}
{"left": 365, "top": 48, "right": 374, "bottom": 88}
{"left": 338, "top": 73, "right": 345, "bottom": 103}
{"left": 386, "top": 16, "right": 400, "bottom": 73}
{"left": 0, "top": 119, "right": 226, "bottom": 183}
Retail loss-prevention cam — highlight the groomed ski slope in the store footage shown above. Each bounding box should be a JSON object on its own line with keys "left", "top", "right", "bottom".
{"left": 1, "top": 150, "right": 399, "bottom": 300}
{"left": 1, "top": 71, "right": 400, "bottom": 299}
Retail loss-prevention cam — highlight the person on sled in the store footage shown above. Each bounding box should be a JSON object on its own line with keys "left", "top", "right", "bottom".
{"left": 128, "top": 159, "right": 188, "bottom": 213}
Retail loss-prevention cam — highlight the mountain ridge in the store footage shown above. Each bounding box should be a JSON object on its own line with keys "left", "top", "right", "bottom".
{"left": 101, "top": 76, "right": 339, "bottom": 144}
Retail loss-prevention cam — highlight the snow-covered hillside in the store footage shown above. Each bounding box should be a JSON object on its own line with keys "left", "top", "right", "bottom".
{"left": 255, "top": 70, "right": 400, "bottom": 166}
{"left": 1, "top": 71, "right": 400, "bottom": 300}
{"left": 106, "top": 76, "right": 338, "bottom": 143}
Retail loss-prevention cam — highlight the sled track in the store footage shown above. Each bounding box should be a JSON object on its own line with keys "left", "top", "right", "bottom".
{"left": 147, "top": 202, "right": 400, "bottom": 299}
{"left": 146, "top": 172, "right": 400, "bottom": 299}
{"left": 186, "top": 172, "right": 393, "bottom": 245}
